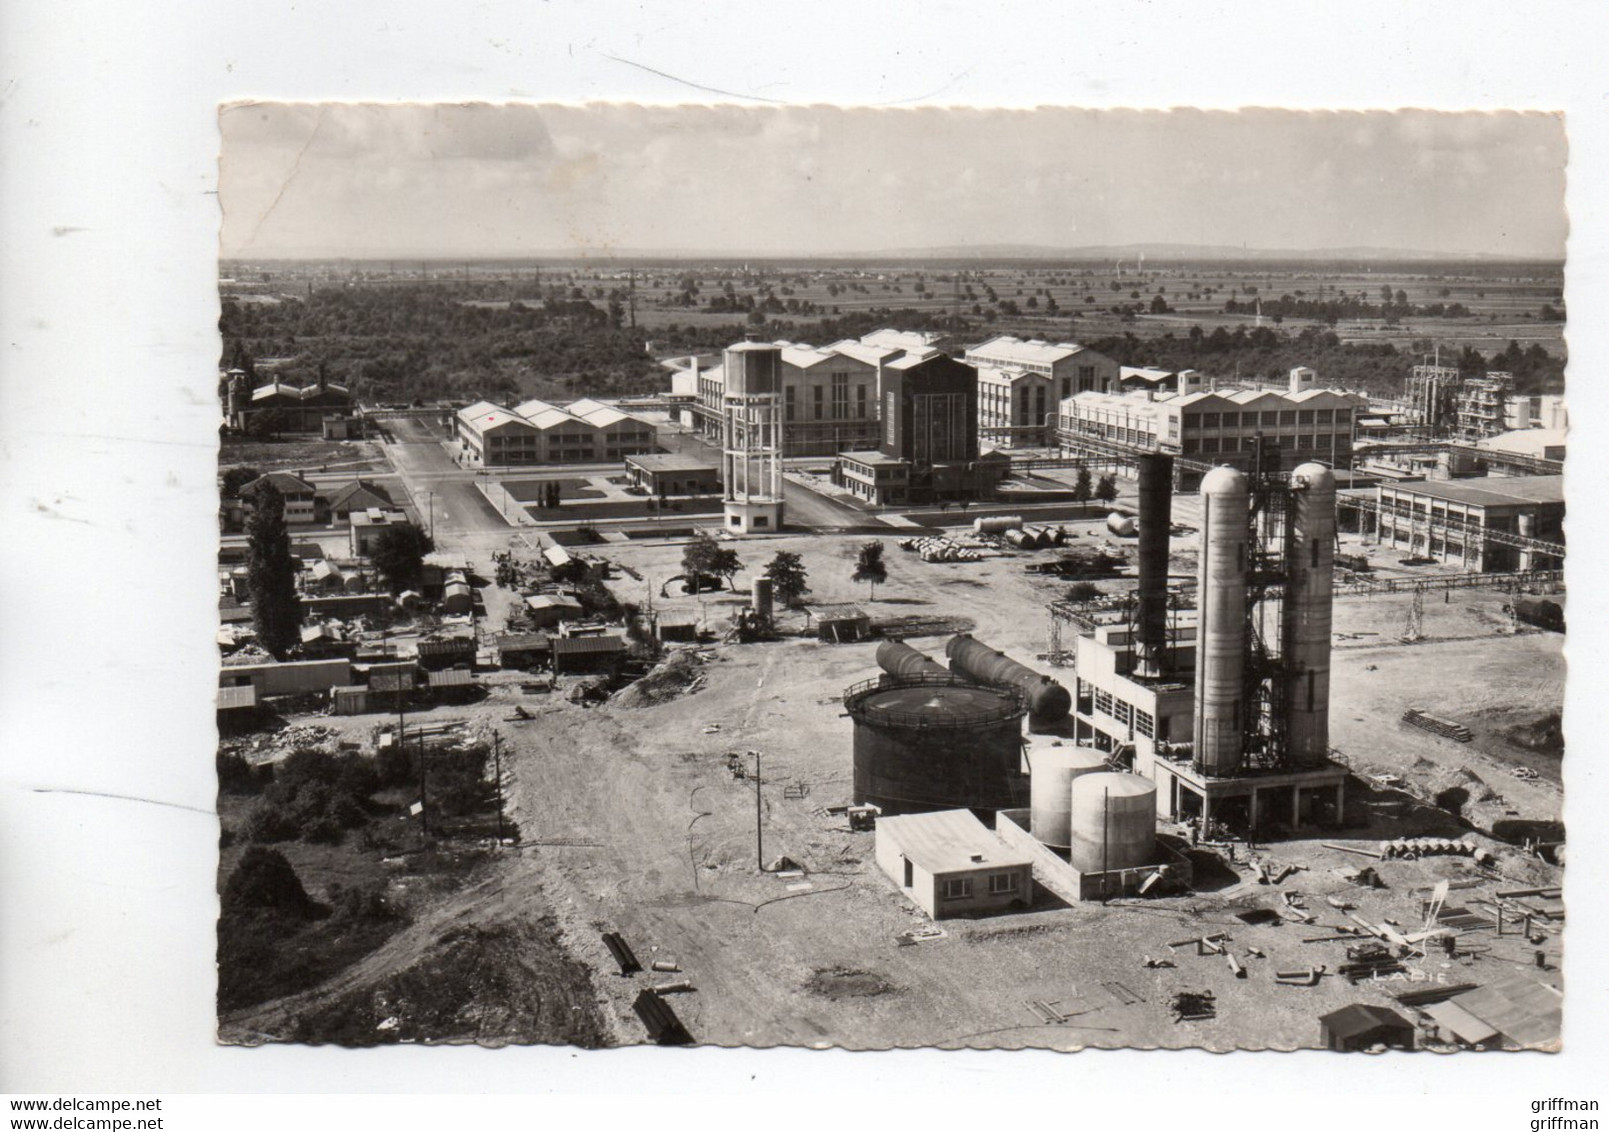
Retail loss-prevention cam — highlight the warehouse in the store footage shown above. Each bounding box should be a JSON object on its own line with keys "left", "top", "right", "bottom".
{"left": 453, "top": 397, "right": 656, "bottom": 467}
{"left": 964, "top": 335, "right": 1118, "bottom": 402}
{"left": 1374, "top": 475, "right": 1564, "bottom": 571}
{"left": 874, "top": 809, "right": 1034, "bottom": 920}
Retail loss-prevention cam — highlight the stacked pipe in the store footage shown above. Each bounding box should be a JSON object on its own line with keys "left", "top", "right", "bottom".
{"left": 945, "top": 633, "right": 1071, "bottom": 729}
{"left": 1134, "top": 453, "right": 1174, "bottom": 678}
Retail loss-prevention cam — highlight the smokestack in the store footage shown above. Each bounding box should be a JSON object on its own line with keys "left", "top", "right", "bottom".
{"left": 1193, "top": 466, "right": 1250, "bottom": 777}
{"left": 1134, "top": 453, "right": 1173, "bottom": 677}
{"left": 1283, "top": 463, "right": 1337, "bottom": 766}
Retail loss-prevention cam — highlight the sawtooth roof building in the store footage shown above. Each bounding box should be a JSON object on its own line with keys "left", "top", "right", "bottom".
{"left": 452, "top": 397, "right": 657, "bottom": 467}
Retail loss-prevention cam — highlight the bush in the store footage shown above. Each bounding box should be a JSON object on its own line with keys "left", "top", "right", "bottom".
{"left": 222, "top": 847, "right": 318, "bottom": 918}
{"left": 242, "top": 802, "right": 299, "bottom": 844}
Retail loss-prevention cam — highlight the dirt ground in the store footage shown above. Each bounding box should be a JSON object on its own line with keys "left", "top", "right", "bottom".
{"left": 223, "top": 516, "right": 1566, "bottom": 1051}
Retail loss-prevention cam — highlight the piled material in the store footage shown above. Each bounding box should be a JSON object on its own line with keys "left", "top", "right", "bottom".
{"left": 1402, "top": 708, "right": 1473, "bottom": 742}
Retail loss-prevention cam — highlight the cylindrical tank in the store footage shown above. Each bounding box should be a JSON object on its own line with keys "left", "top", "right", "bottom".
{"left": 875, "top": 639, "right": 949, "bottom": 680}
{"left": 722, "top": 341, "right": 782, "bottom": 395}
{"left": 1069, "top": 772, "right": 1157, "bottom": 874}
{"left": 974, "top": 515, "right": 1024, "bottom": 535}
{"left": 751, "top": 576, "right": 775, "bottom": 623}
{"left": 944, "top": 634, "right": 1072, "bottom": 728}
{"left": 1284, "top": 463, "right": 1336, "bottom": 767}
{"left": 1029, "top": 744, "right": 1108, "bottom": 849}
{"left": 1135, "top": 453, "right": 1174, "bottom": 677}
{"left": 1106, "top": 513, "right": 1137, "bottom": 537}
{"left": 1193, "top": 466, "right": 1249, "bottom": 777}
{"left": 844, "top": 676, "right": 1028, "bottom": 815}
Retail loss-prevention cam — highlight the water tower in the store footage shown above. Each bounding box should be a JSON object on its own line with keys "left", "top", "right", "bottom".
{"left": 721, "top": 340, "right": 785, "bottom": 534}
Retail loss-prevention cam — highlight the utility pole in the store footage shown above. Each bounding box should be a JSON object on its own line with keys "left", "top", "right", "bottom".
{"left": 1102, "top": 785, "right": 1111, "bottom": 905}
{"left": 492, "top": 730, "right": 505, "bottom": 843}
{"left": 752, "top": 749, "right": 764, "bottom": 873}
{"left": 427, "top": 492, "right": 435, "bottom": 540}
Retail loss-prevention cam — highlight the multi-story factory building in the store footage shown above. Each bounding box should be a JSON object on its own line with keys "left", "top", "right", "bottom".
{"left": 1056, "top": 370, "right": 1366, "bottom": 487}
{"left": 1374, "top": 475, "right": 1564, "bottom": 571}
{"left": 834, "top": 352, "right": 1010, "bottom": 506}
{"left": 965, "top": 336, "right": 1119, "bottom": 448}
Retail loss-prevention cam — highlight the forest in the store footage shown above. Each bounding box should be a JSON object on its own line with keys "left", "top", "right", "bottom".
{"left": 219, "top": 282, "right": 1566, "bottom": 407}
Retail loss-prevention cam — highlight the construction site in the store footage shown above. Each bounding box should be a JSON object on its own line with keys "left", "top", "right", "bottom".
{"left": 216, "top": 423, "right": 1565, "bottom": 1049}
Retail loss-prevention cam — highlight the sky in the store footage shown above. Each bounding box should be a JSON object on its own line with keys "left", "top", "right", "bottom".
{"left": 218, "top": 104, "right": 1568, "bottom": 260}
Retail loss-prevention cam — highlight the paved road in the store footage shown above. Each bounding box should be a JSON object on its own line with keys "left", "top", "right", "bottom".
{"left": 668, "top": 426, "right": 877, "bottom": 531}
{"left": 383, "top": 418, "right": 512, "bottom": 545}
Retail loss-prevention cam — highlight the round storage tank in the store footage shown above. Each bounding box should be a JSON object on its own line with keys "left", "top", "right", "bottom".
{"left": 844, "top": 675, "right": 1027, "bottom": 816}
{"left": 1028, "top": 744, "right": 1108, "bottom": 849}
{"left": 1106, "top": 513, "right": 1137, "bottom": 537}
{"left": 1068, "top": 772, "right": 1157, "bottom": 874}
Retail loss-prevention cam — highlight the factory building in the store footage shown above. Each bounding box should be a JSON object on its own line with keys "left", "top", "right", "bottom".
{"left": 688, "top": 331, "right": 926, "bottom": 457}
{"left": 452, "top": 397, "right": 656, "bottom": 467}
{"left": 966, "top": 337, "right": 1120, "bottom": 448}
{"left": 1055, "top": 455, "right": 1349, "bottom": 833}
{"left": 834, "top": 352, "right": 1010, "bottom": 506}
{"left": 1374, "top": 475, "right": 1564, "bottom": 572}
{"left": 1056, "top": 376, "right": 1366, "bottom": 488}
{"left": 225, "top": 368, "right": 353, "bottom": 433}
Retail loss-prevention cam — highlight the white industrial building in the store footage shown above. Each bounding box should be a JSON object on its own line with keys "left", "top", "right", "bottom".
{"left": 875, "top": 809, "right": 1034, "bottom": 919}
{"left": 966, "top": 336, "right": 1120, "bottom": 447}
{"left": 452, "top": 397, "right": 656, "bottom": 467}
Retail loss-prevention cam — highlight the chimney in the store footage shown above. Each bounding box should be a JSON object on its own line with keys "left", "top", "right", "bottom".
{"left": 1134, "top": 453, "right": 1174, "bottom": 677}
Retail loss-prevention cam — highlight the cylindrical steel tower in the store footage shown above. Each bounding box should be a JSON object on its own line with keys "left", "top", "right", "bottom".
{"left": 1134, "top": 453, "right": 1174, "bottom": 677}
{"left": 1283, "top": 462, "right": 1336, "bottom": 767}
{"left": 1192, "top": 465, "right": 1250, "bottom": 777}
{"left": 721, "top": 341, "right": 785, "bottom": 534}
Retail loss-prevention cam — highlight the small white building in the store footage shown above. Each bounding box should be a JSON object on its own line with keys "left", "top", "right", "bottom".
{"left": 874, "top": 809, "right": 1034, "bottom": 920}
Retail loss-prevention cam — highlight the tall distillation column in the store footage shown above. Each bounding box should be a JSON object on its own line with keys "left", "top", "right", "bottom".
{"left": 1133, "top": 453, "right": 1175, "bottom": 678}
{"left": 1192, "top": 466, "right": 1250, "bottom": 776}
{"left": 1283, "top": 462, "right": 1337, "bottom": 766}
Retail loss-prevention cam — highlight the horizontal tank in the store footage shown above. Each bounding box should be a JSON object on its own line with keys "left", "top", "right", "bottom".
{"left": 844, "top": 675, "right": 1027, "bottom": 816}
{"left": 875, "top": 639, "right": 949, "bottom": 681}
{"left": 945, "top": 634, "right": 1072, "bottom": 728}
{"left": 1069, "top": 772, "right": 1157, "bottom": 874}
{"left": 974, "top": 515, "right": 1025, "bottom": 535}
{"left": 1106, "top": 513, "right": 1137, "bottom": 537}
{"left": 1028, "top": 744, "right": 1108, "bottom": 850}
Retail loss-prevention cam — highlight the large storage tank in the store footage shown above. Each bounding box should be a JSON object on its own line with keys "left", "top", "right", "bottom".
{"left": 875, "top": 640, "right": 950, "bottom": 681}
{"left": 1283, "top": 463, "right": 1336, "bottom": 767}
{"left": 1068, "top": 772, "right": 1157, "bottom": 874}
{"left": 722, "top": 340, "right": 782, "bottom": 395}
{"left": 751, "top": 576, "right": 775, "bottom": 623}
{"left": 974, "top": 515, "right": 1024, "bottom": 535}
{"left": 844, "top": 675, "right": 1027, "bottom": 815}
{"left": 1193, "top": 466, "right": 1250, "bottom": 776}
{"left": 1028, "top": 744, "right": 1108, "bottom": 849}
{"left": 945, "top": 634, "right": 1072, "bottom": 729}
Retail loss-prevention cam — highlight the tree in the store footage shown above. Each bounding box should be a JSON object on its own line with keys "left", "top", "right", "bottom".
{"left": 764, "top": 551, "right": 810, "bottom": 608}
{"left": 1072, "top": 464, "right": 1093, "bottom": 502}
{"left": 246, "top": 483, "right": 301, "bottom": 659}
{"left": 245, "top": 407, "right": 292, "bottom": 439}
{"left": 221, "top": 466, "right": 262, "bottom": 498}
{"left": 852, "top": 540, "right": 888, "bottom": 600}
{"left": 1094, "top": 475, "right": 1119, "bottom": 504}
{"left": 682, "top": 532, "right": 741, "bottom": 591}
{"left": 369, "top": 524, "right": 434, "bottom": 593}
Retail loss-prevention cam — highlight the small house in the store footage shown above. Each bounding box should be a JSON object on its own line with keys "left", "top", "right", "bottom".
{"left": 1318, "top": 1004, "right": 1416, "bottom": 1052}
{"left": 550, "top": 634, "right": 626, "bottom": 675}
{"left": 427, "top": 666, "right": 477, "bottom": 703}
{"left": 494, "top": 633, "right": 551, "bottom": 670}
{"left": 806, "top": 603, "right": 871, "bottom": 643}
{"left": 655, "top": 613, "right": 700, "bottom": 643}
{"left": 323, "top": 479, "right": 394, "bottom": 522}
{"left": 350, "top": 508, "right": 416, "bottom": 558}
{"left": 625, "top": 452, "right": 722, "bottom": 497}
{"left": 441, "top": 580, "right": 474, "bottom": 615}
{"left": 525, "top": 593, "right": 585, "bottom": 629}
{"left": 874, "top": 809, "right": 1034, "bottom": 920}
{"left": 416, "top": 636, "right": 476, "bottom": 671}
